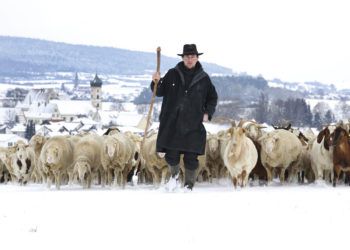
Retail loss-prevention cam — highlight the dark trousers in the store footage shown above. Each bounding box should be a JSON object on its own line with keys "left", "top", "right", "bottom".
{"left": 165, "top": 150, "right": 199, "bottom": 171}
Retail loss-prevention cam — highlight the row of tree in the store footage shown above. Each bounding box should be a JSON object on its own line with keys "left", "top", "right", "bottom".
{"left": 253, "top": 93, "right": 335, "bottom": 128}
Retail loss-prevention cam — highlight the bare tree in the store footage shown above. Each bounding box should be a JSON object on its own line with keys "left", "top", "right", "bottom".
{"left": 4, "top": 109, "right": 16, "bottom": 127}
{"left": 111, "top": 102, "right": 125, "bottom": 112}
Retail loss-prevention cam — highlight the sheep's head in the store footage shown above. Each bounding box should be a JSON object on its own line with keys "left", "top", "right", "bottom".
{"left": 228, "top": 127, "right": 245, "bottom": 158}
{"left": 29, "top": 134, "right": 45, "bottom": 149}
{"left": 261, "top": 134, "right": 279, "bottom": 154}
{"left": 105, "top": 137, "right": 118, "bottom": 158}
{"left": 75, "top": 159, "right": 91, "bottom": 183}
{"left": 15, "top": 142, "right": 28, "bottom": 161}
{"left": 207, "top": 135, "right": 219, "bottom": 154}
{"left": 1, "top": 147, "right": 16, "bottom": 165}
{"left": 46, "top": 146, "right": 60, "bottom": 164}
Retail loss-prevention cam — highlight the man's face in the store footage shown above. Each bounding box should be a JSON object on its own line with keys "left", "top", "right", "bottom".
{"left": 183, "top": 54, "right": 198, "bottom": 69}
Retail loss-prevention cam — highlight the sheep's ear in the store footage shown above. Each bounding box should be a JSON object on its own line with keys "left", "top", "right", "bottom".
{"left": 317, "top": 129, "right": 325, "bottom": 143}
{"left": 231, "top": 120, "right": 236, "bottom": 128}
{"left": 218, "top": 132, "right": 230, "bottom": 140}
{"left": 323, "top": 137, "right": 330, "bottom": 150}
{"left": 217, "top": 131, "right": 225, "bottom": 140}
{"left": 227, "top": 127, "right": 235, "bottom": 137}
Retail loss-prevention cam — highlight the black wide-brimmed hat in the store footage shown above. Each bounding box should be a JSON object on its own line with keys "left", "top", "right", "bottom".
{"left": 177, "top": 44, "right": 203, "bottom": 56}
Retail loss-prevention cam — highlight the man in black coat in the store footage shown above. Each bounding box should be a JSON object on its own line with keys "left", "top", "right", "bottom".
{"left": 151, "top": 44, "right": 218, "bottom": 190}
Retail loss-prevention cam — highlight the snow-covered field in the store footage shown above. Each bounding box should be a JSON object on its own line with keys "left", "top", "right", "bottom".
{"left": 1, "top": 73, "right": 350, "bottom": 249}
{"left": 1, "top": 181, "right": 350, "bottom": 250}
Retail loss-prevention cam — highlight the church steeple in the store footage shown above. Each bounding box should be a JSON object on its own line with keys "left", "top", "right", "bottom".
{"left": 74, "top": 72, "right": 79, "bottom": 90}
{"left": 90, "top": 73, "right": 102, "bottom": 111}
{"left": 90, "top": 73, "right": 103, "bottom": 88}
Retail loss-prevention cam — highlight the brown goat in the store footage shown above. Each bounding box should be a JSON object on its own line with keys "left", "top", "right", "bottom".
{"left": 332, "top": 126, "right": 350, "bottom": 187}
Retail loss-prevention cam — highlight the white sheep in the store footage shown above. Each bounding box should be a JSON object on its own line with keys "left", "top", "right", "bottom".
{"left": 39, "top": 136, "right": 74, "bottom": 189}
{"left": 73, "top": 134, "right": 104, "bottom": 188}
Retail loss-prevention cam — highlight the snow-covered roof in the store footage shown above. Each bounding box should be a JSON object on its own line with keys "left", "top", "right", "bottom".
{"left": 0, "top": 125, "right": 9, "bottom": 130}
{"left": 99, "top": 111, "right": 119, "bottom": 126}
{"left": 40, "top": 122, "right": 69, "bottom": 133}
{"left": 50, "top": 100, "right": 94, "bottom": 116}
{"left": 0, "top": 134, "right": 27, "bottom": 147}
{"left": 80, "top": 124, "right": 97, "bottom": 132}
{"left": 11, "top": 124, "right": 26, "bottom": 132}
{"left": 17, "top": 89, "right": 55, "bottom": 109}
{"left": 48, "top": 131, "right": 70, "bottom": 137}
{"left": 24, "top": 112, "right": 53, "bottom": 120}
{"left": 72, "top": 117, "right": 98, "bottom": 125}
{"left": 116, "top": 126, "right": 144, "bottom": 134}
{"left": 36, "top": 121, "right": 100, "bottom": 135}
{"left": 115, "top": 112, "right": 143, "bottom": 127}
{"left": 122, "top": 102, "right": 138, "bottom": 112}
{"left": 61, "top": 122, "right": 82, "bottom": 131}
{"left": 102, "top": 83, "right": 144, "bottom": 100}
{"left": 35, "top": 125, "right": 53, "bottom": 135}
{"left": 100, "top": 102, "right": 115, "bottom": 111}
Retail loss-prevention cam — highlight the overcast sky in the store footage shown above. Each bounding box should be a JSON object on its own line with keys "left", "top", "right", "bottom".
{"left": 1, "top": 0, "right": 349, "bottom": 88}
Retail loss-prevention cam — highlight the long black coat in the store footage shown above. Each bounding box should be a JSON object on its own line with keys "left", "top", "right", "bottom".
{"left": 151, "top": 62, "right": 218, "bottom": 155}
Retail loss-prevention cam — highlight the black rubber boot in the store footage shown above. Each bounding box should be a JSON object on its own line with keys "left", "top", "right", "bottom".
{"left": 184, "top": 168, "right": 196, "bottom": 190}
{"left": 169, "top": 164, "right": 179, "bottom": 178}
{"left": 166, "top": 164, "right": 180, "bottom": 191}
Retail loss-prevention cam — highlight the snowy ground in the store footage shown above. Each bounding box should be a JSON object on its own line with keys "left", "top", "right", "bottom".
{"left": 1, "top": 181, "right": 350, "bottom": 250}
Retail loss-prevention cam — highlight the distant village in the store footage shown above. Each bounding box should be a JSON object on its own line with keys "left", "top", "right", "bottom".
{"left": 0, "top": 73, "right": 149, "bottom": 147}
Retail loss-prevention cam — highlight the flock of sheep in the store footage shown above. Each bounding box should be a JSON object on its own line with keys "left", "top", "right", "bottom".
{"left": 0, "top": 119, "right": 349, "bottom": 189}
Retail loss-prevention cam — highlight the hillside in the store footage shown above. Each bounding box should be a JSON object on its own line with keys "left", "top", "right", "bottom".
{"left": 0, "top": 36, "right": 232, "bottom": 76}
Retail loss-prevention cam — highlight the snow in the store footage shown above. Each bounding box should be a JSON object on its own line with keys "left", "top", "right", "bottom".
{"left": 268, "top": 81, "right": 285, "bottom": 88}
{"left": 0, "top": 134, "right": 27, "bottom": 147}
{"left": 203, "top": 122, "right": 230, "bottom": 133}
{"left": 102, "top": 83, "right": 144, "bottom": 100}
{"left": 50, "top": 100, "right": 94, "bottom": 116}
{"left": 115, "top": 111, "right": 144, "bottom": 127}
{"left": 32, "top": 83, "right": 63, "bottom": 89}
{"left": 305, "top": 98, "right": 339, "bottom": 110}
{"left": 11, "top": 123, "right": 26, "bottom": 132}
{"left": 0, "top": 108, "right": 14, "bottom": 123}
{"left": 2, "top": 73, "right": 350, "bottom": 249}
{"left": 0, "top": 83, "right": 32, "bottom": 93}
{"left": 268, "top": 80, "right": 336, "bottom": 93}
{"left": 1, "top": 182, "right": 349, "bottom": 250}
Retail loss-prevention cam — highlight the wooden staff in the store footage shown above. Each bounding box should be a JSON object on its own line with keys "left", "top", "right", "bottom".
{"left": 133, "top": 47, "right": 161, "bottom": 181}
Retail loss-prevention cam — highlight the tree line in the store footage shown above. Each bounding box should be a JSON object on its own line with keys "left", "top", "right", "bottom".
{"left": 252, "top": 93, "right": 335, "bottom": 128}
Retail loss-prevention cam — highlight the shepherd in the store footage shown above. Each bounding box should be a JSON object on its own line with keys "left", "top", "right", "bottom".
{"left": 151, "top": 44, "right": 218, "bottom": 190}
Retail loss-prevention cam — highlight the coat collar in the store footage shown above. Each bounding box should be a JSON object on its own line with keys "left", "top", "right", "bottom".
{"left": 175, "top": 62, "right": 207, "bottom": 89}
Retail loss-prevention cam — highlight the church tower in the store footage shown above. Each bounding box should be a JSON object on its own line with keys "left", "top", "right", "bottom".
{"left": 73, "top": 72, "right": 79, "bottom": 90}
{"left": 90, "top": 74, "right": 102, "bottom": 110}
